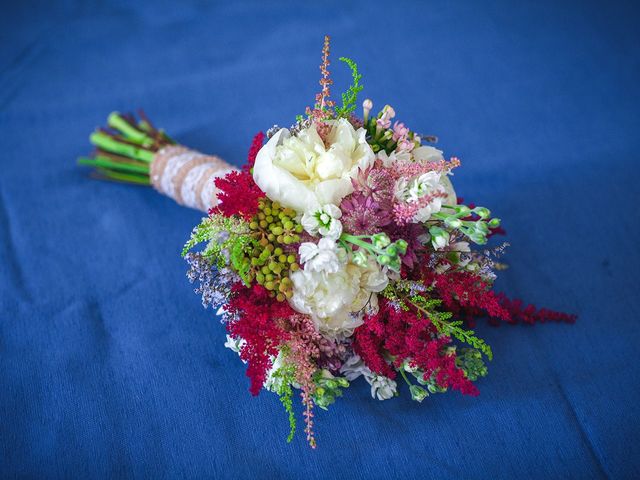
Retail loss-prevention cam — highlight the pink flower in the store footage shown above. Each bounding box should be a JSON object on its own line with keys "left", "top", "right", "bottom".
{"left": 340, "top": 194, "right": 392, "bottom": 235}
{"left": 392, "top": 121, "right": 409, "bottom": 142}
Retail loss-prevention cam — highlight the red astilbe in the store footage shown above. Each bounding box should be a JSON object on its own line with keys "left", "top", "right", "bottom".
{"left": 425, "top": 268, "right": 576, "bottom": 326}
{"left": 494, "top": 293, "right": 577, "bottom": 325}
{"left": 225, "top": 283, "right": 293, "bottom": 395}
{"left": 353, "top": 299, "right": 479, "bottom": 396}
{"left": 211, "top": 132, "right": 265, "bottom": 220}
{"left": 427, "top": 270, "right": 511, "bottom": 323}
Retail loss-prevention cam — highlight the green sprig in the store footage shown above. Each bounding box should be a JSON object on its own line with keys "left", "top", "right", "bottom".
{"left": 335, "top": 57, "right": 363, "bottom": 118}
{"left": 410, "top": 294, "right": 493, "bottom": 361}
{"left": 272, "top": 364, "right": 298, "bottom": 443}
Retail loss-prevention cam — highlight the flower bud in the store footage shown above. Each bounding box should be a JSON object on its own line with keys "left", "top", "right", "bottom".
{"left": 362, "top": 99, "right": 373, "bottom": 122}
{"left": 395, "top": 239, "right": 408, "bottom": 255}
{"left": 455, "top": 205, "right": 471, "bottom": 217}
{"left": 473, "top": 207, "right": 490, "bottom": 219}
{"left": 385, "top": 245, "right": 398, "bottom": 256}
{"left": 352, "top": 249, "right": 368, "bottom": 266}
{"left": 372, "top": 233, "right": 391, "bottom": 249}
{"left": 377, "top": 255, "right": 391, "bottom": 265}
{"left": 383, "top": 105, "right": 396, "bottom": 119}
{"left": 429, "top": 226, "right": 450, "bottom": 250}
{"left": 445, "top": 217, "right": 462, "bottom": 229}
{"left": 409, "top": 385, "right": 428, "bottom": 402}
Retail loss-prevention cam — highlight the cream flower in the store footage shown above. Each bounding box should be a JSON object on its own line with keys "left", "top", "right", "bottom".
{"left": 252, "top": 119, "right": 375, "bottom": 214}
{"left": 289, "top": 246, "right": 388, "bottom": 337}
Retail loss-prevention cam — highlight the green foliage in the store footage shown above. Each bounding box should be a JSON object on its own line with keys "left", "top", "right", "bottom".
{"left": 272, "top": 364, "right": 298, "bottom": 443}
{"left": 230, "top": 236, "right": 257, "bottom": 287}
{"left": 455, "top": 348, "right": 489, "bottom": 381}
{"left": 335, "top": 57, "right": 363, "bottom": 118}
{"left": 410, "top": 294, "right": 493, "bottom": 361}
{"left": 182, "top": 215, "right": 252, "bottom": 278}
{"left": 312, "top": 370, "right": 349, "bottom": 410}
{"left": 182, "top": 215, "right": 250, "bottom": 257}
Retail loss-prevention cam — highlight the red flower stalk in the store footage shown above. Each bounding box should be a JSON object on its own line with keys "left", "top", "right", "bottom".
{"left": 425, "top": 268, "right": 576, "bottom": 327}
{"left": 211, "top": 132, "right": 265, "bottom": 220}
{"left": 225, "top": 283, "right": 293, "bottom": 395}
{"left": 353, "top": 299, "right": 479, "bottom": 396}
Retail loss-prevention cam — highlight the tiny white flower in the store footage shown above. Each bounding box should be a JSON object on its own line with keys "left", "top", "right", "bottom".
{"left": 395, "top": 171, "right": 446, "bottom": 223}
{"left": 298, "top": 237, "right": 346, "bottom": 274}
{"left": 301, "top": 204, "right": 343, "bottom": 239}
{"left": 263, "top": 351, "right": 285, "bottom": 392}
{"left": 224, "top": 335, "right": 246, "bottom": 363}
{"left": 369, "top": 375, "right": 398, "bottom": 400}
{"left": 339, "top": 354, "right": 397, "bottom": 400}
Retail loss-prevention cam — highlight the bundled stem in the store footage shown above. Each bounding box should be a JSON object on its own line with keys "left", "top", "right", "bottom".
{"left": 77, "top": 110, "right": 175, "bottom": 185}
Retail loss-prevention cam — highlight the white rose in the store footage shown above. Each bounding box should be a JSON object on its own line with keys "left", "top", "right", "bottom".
{"left": 252, "top": 119, "right": 375, "bottom": 214}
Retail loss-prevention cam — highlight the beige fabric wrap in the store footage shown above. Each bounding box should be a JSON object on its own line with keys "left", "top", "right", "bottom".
{"left": 150, "top": 146, "right": 238, "bottom": 212}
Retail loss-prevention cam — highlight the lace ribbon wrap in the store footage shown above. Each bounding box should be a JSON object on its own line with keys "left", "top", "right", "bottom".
{"left": 150, "top": 146, "right": 237, "bottom": 212}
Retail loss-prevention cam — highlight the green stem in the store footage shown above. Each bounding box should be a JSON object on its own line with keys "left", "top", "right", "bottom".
{"left": 94, "top": 167, "right": 151, "bottom": 185}
{"left": 77, "top": 156, "right": 150, "bottom": 175}
{"left": 90, "top": 131, "right": 155, "bottom": 163}
{"left": 108, "top": 112, "right": 154, "bottom": 146}
{"left": 399, "top": 368, "right": 414, "bottom": 387}
{"left": 340, "top": 234, "right": 385, "bottom": 255}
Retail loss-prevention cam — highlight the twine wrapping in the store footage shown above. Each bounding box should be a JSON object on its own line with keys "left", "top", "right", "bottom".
{"left": 150, "top": 146, "right": 237, "bottom": 212}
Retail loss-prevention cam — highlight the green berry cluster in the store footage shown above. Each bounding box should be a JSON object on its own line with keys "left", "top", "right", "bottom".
{"left": 246, "top": 198, "right": 304, "bottom": 301}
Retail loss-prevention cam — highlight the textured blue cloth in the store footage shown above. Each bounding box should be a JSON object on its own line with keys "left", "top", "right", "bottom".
{"left": 1, "top": 1, "right": 639, "bottom": 478}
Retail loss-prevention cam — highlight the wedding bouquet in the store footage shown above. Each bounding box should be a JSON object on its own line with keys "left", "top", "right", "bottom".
{"left": 80, "top": 37, "right": 575, "bottom": 448}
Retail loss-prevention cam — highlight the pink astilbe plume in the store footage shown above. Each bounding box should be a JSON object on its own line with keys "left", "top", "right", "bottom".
{"left": 278, "top": 314, "right": 326, "bottom": 449}
{"left": 393, "top": 190, "right": 450, "bottom": 226}
{"left": 393, "top": 156, "right": 461, "bottom": 179}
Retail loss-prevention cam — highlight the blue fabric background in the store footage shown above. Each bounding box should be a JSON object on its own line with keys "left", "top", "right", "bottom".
{"left": 1, "top": 1, "right": 639, "bottom": 478}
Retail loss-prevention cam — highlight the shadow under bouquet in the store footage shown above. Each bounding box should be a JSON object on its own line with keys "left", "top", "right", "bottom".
{"left": 80, "top": 36, "right": 575, "bottom": 449}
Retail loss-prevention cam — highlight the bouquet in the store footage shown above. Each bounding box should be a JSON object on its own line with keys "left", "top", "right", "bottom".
{"left": 80, "top": 37, "right": 575, "bottom": 448}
